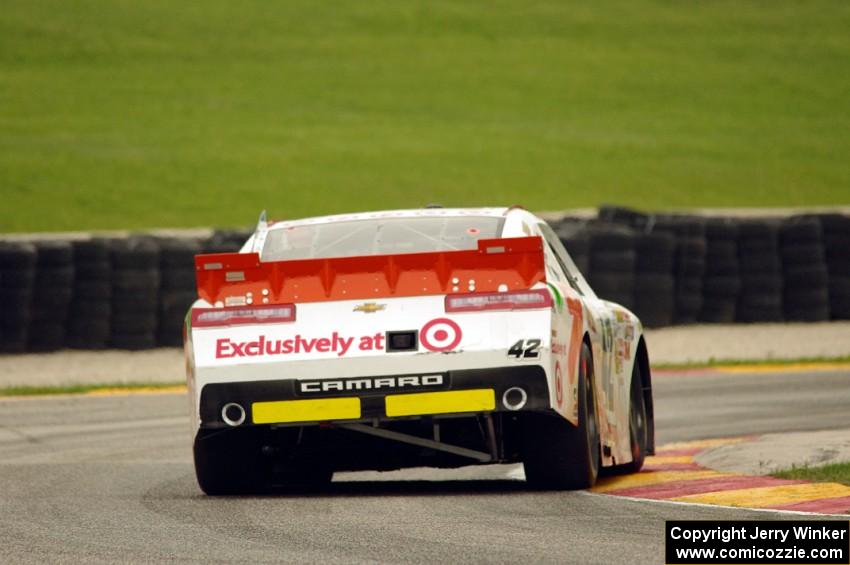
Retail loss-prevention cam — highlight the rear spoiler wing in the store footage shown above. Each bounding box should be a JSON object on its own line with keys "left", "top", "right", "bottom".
{"left": 194, "top": 236, "right": 546, "bottom": 306}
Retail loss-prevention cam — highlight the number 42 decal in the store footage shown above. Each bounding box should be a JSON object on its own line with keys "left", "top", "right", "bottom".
{"left": 508, "top": 339, "right": 541, "bottom": 359}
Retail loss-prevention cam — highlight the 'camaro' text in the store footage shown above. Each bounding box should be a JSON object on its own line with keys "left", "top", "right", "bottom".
{"left": 299, "top": 374, "right": 444, "bottom": 393}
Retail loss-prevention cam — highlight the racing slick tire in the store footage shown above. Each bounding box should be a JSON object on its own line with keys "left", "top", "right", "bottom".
{"left": 275, "top": 463, "right": 334, "bottom": 489}
{"left": 606, "top": 362, "right": 648, "bottom": 475}
{"left": 194, "top": 429, "right": 334, "bottom": 495}
{"left": 522, "top": 342, "right": 600, "bottom": 490}
{"left": 194, "top": 428, "right": 270, "bottom": 496}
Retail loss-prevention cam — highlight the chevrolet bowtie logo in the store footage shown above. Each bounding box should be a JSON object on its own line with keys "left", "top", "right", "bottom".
{"left": 353, "top": 302, "right": 386, "bottom": 314}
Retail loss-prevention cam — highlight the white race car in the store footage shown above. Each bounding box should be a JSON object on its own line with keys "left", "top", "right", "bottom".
{"left": 185, "top": 207, "right": 655, "bottom": 494}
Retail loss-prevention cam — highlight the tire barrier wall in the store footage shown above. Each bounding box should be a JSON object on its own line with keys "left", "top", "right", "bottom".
{"left": 0, "top": 210, "right": 849, "bottom": 352}
{"left": 0, "top": 229, "right": 252, "bottom": 352}
{"left": 823, "top": 215, "right": 850, "bottom": 319}
{"left": 69, "top": 239, "right": 112, "bottom": 349}
{"left": 574, "top": 206, "right": 850, "bottom": 327}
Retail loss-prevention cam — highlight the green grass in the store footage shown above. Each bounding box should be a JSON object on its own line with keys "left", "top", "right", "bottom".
{"left": 775, "top": 462, "right": 850, "bottom": 486}
{"left": 2, "top": 1, "right": 850, "bottom": 232}
{"left": 0, "top": 381, "right": 184, "bottom": 397}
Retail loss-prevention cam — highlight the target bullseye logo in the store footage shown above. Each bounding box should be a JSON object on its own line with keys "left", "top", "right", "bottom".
{"left": 420, "top": 318, "right": 462, "bottom": 352}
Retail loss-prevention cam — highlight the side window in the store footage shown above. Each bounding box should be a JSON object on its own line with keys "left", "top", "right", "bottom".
{"left": 541, "top": 243, "right": 563, "bottom": 283}
{"left": 538, "top": 223, "right": 597, "bottom": 298}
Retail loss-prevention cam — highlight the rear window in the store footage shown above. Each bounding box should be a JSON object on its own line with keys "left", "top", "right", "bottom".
{"left": 262, "top": 216, "right": 504, "bottom": 261}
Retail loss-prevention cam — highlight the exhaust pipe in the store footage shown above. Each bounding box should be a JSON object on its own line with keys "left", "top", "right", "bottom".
{"left": 221, "top": 403, "right": 246, "bottom": 427}
{"left": 502, "top": 387, "right": 528, "bottom": 411}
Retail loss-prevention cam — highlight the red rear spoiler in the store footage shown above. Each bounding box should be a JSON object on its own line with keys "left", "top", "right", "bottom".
{"left": 194, "top": 236, "right": 546, "bottom": 306}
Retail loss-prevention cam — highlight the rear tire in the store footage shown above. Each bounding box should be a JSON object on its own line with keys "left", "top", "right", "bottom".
{"left": 194, "top": 428, "right": 269, "bottom": 496}
{"left": 608, "top": 362, "right": 648, "bottom": 475}
{"left": 276, "top": 463, "right": 334, "bottom": 489}
{"left": 523, "top": 342, "right": 600, "bottom": 489}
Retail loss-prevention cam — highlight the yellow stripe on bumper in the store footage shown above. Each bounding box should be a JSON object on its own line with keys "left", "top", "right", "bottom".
{"left": 385, "top": 389, "right": 495, "bottom": 417}
{"left": 252, "top": 397, "right": 361, "bottom": 424}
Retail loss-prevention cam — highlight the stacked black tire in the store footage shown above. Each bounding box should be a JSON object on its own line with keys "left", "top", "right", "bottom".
{"left": 0, "top": 243, "right": 37, "bottom": 352}
{"left": 158, "top": 239, "right": 201, "bottom": 346}
{"left": 821, "top": 214, "right": 850, "bottom": 320}
{"left": 598, "top": 205, "right": 651, "bottom": 232}
{"left": 587, "top": 226, "right": 636, "bottom": 311}
{"left": 736, "top": 221, "right": 783, "bottom": 322}
{"left": 633, "top": 231, "right": 675, "bottom": 327}
{"left": 110, "top": 238, "right": 161, "bottom": 350}
{"left": 29, "top": 242, "right": 75, "bottom": 351}
{"left": 651, "top": 217, "right": 706, "bottom": 324}
{"left": 779, "top": 216, "right": 830, "bottom": 322}
{"left": 698, "top": 219, "right": 740, "bottom": 323}
{"left": 67, "top": 239, "right": 112, "bottom": 349}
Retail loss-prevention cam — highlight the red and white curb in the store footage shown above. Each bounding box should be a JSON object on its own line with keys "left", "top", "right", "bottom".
{"left": 592, "top": 437, "right": 850, "bottom": 515}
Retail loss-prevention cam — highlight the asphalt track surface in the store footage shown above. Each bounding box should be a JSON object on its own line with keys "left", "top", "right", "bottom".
{"left": 1, "top": 369, "right": 849, "bottom": 564}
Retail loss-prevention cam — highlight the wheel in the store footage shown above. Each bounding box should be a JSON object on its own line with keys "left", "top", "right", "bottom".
{"left": 194, "top": 428, "right": 269, "bottom": 495}
{"left": 608, "top": 363, "right": 648, "bottom": 475}
{"left": 275, "top": 463, "right": 334, "bottom": 490}
{"left": 523, "top": 342, "right": 600, "bottom": 489}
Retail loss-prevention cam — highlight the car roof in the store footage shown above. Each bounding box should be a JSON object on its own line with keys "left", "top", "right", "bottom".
{"left": 265, "top": 207, "right": 517, "bottom": 231}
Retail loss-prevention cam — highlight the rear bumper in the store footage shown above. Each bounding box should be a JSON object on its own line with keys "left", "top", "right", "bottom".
{"left": 198, "top": 365, "right": 550, "bottom": 430}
